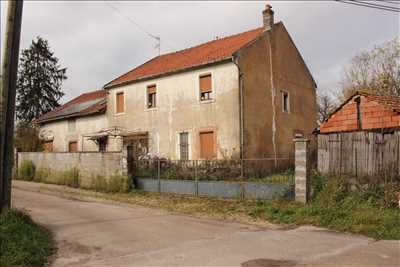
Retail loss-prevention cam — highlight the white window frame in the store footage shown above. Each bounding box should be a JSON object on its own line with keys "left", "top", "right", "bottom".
{"left": 197, "top": 71, "right": 215, "bottom": 103}
{"left": 176, "top": 131, "right": 191, "bottom": 160}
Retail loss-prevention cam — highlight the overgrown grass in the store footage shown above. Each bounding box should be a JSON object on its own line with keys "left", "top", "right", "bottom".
{"left": 248, "top": 173, "right": 400, "bottom": 240}
{"left": 92, "top": 174, "right": 131, "bottom": 193}
{"left": 0, "top": 209, "right": 55, "bottom": 267}
{"left": 17, "top": 160, "right": 35, "bottom": 181}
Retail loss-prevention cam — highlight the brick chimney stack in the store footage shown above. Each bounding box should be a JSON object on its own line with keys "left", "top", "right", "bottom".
{"left": 263, "top": 4, "right": 274, "bottom": 31}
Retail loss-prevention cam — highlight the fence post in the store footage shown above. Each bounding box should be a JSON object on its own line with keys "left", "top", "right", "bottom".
{"left": 157, "top": 159, "right": 161, "bottom": 193}
{"left": 240, "top": 158, "right": 244, "bottom": 179}
{"left": 294, "top": 138, "right": 310, "bottom": 203}
{"left": 194, "top": 160, "right": 198, "bottom": 196}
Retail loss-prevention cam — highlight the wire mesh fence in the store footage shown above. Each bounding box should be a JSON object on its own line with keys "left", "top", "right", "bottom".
{"left": 131, "top": 158, "right": 294, "bottom": 184}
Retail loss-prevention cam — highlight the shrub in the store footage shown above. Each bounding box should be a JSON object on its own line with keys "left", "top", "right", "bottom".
{"left": 17, "top": 160, "right": 35, "bottom": 181}
{"left": 34, "top": 167, "right": 50, "bottom": 183}
{"left": 62, "top": 168, "right": 80, "bottom": 188}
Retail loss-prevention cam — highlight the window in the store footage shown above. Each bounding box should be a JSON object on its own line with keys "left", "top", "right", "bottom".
{"left": 68, "top": 118, "right": 76, "bottom": 132}
{"left": 116, "top": 92, "right": 124, "bottom": 113}
{"left": 199, "top": 74, "right": 212, "bottom": 101}
{"left": 179, "top": 132, "right": 189, "bottom": 160}
{"left": 68, "top": 141, "right": 78, "bottom": 152}
{"left": 43, "top": 141, "right": 53, "bottom": 152}
{"left": 282, "top": 91, "right": 289, "bottom": 113}
{"left": 98, "top": 137, "right": 107, "bottom": 152}
{"left": 199, "top": 131, "right": 214, "bottom": 159}
{"left": 147, "top": 85, "right": 156, "bottom": 108}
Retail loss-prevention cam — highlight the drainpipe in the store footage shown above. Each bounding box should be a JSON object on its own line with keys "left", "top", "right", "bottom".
{"left": 233, "top": 56, "right": 244, "bottom": 161}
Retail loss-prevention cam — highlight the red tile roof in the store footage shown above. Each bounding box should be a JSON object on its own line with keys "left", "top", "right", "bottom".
{"left": 105, "top": 26, "right": 266, "bottom": 88}
{"left": 35, "top": 90, "right": 107, "bottom": 123}
{"left": 364, "top": 94, "right": 400, "bottom": 112}
{"left": 319, "top": 92, "right": 400, "bottom": 133}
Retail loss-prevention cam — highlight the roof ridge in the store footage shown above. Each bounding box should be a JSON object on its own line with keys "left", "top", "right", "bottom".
{"left": 159, "top": 26, "right": 264, "bottom": 58}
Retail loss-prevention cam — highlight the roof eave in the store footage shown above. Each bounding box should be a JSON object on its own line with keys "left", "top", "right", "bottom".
{"left": 35, "top": 108, "right": 106, "bottom": 125}
{"left": 103, "top": 57, "right": 233, "bottom": 90}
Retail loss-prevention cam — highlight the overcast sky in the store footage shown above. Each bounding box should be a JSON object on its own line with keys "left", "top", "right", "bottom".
{"left": 1, "top": 1, "right": 399, "bottom": 102}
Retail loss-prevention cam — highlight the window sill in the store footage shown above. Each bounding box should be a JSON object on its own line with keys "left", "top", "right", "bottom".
{"left": 114, "top": 112, "right": 126, "bottom": 117}
{"left": 145, "top": 107, "right": 158, "bottom": 112}
{"left": 200, "top": 99, "right": 215, "bottom": 105}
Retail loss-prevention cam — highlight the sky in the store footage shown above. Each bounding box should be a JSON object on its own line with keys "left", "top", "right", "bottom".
{"left": 1, "top": 1, "right": 399, "bottom": 103}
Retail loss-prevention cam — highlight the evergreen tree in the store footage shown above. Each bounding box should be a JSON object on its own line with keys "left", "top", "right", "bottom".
{"left": 16, "top": 37, "right": 67, "bottom": 123}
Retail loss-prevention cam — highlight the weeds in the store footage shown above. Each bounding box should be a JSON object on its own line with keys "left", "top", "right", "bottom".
{"left": 92, "top": 174, "right": 131, "bottom": 193}
{"left": 17, "top": 160, "right": 35, "bottom": 181}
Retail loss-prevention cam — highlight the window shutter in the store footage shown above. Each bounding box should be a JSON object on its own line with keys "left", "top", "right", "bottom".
{"left": 116, "top": 92, "right": 124, "bottom": 113}
{"left": 69, "top": 141, "right": 78, "bottom": 152}
{"left": 147, "top": 85, "right": 156, "bottom": 94}
{"left": 199, "top": 74, "right": 212, "bottom": 93}
{"left": 200, "top": 131, "right": 214, "bottom": 159}
{"left": 43, "top": 141, "right": 53, "bottom": 152}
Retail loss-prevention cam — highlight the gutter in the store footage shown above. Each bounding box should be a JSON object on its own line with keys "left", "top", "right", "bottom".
{"left": 232, "top": 56, "right": 244, "bottom": 160}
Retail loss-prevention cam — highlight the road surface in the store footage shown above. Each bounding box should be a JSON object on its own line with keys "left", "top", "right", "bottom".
{"left": 12, "top": 182, "right": 400, "bottom": 267}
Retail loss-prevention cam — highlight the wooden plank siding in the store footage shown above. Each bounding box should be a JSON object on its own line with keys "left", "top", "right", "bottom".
{"left": 318, "top": 131, "right": 400, "bottom": 178}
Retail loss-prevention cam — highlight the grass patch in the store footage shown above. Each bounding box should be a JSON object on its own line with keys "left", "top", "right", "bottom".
{"left": 248, "top": 174, "right": 400, "bottom": 240}
{"left": 0, "top": 209, "right": 55, "bottom": 267}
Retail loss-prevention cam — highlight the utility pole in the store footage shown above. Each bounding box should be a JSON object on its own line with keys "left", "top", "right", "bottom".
{"left": 0, "top": 0, "right": 24, "bottom": 212}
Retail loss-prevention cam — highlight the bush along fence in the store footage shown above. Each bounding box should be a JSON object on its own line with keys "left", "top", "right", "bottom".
{"left": 15, "top": 140, "right": 312, "bottom": 201}
{"left": 132, "top": 158, "right": 295, "bottom": 200}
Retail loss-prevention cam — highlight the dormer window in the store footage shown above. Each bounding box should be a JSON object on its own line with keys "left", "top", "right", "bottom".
{"left": 199, "top": 74, "right": 212, "bottom": 101}
{"left": 147, "top": 85, "right": 156, "bottom": 108}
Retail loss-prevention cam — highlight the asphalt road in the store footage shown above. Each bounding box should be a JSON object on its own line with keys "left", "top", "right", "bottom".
{"left": 12, "top": 182, "right": 400, "bottom": 267}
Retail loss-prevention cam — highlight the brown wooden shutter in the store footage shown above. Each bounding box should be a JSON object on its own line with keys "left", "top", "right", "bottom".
{"left": 147, "top": 85, "right": 156, "bottom": 94}
{"left": 199, "top": 74, "right": 212, "bottom": 93}
{"left": 116, "top": 92, "right": 124, "bottom": 113}
{"left": 200, "top": 131, "right": 214, "bottom": 159}
{"left": 43, "top": 141, "right": 53, "bottom": 152}
{"left": 68, "top": 141, "right": 78, "bottom": 152}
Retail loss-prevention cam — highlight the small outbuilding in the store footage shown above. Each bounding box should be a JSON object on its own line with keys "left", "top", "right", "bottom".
{"left": 317, "top": 92, "right": 400, "bottom": 177}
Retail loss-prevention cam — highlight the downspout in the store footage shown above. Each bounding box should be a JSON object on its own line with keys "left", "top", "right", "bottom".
{"left": 266, "top": 32, "right": 277, "bottom": 167}
{"left": 233, "top": 56, "right": 244, "bottom": 161}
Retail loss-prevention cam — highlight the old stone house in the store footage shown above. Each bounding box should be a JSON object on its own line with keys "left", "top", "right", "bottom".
{"left": 36, "top": 5, "right": 317, "bottom": 160}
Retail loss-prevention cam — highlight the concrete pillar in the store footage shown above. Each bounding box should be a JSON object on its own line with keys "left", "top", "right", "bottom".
{"left": 294, "top": 138, "right": 309, "bottom": 203}
{"left": 121, "top": 144, "right": 128, "bottom": 176}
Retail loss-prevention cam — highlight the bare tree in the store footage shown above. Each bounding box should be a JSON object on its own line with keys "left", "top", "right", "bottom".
{"left": 341, "top": 37, "right": 400, "bottom": 99}
{"left": 317, "top": 93, "right": 337, "bottom": 124}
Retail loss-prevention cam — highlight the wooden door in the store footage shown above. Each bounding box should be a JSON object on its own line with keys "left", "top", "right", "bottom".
{"left": 200, "top": 131, "right": 214, "bottom": 159}
{"left": 68, "top": 141, "right": 78, "bottom": 152}
{"left": 43, "top": 141, "right": 53, "bottom": 152}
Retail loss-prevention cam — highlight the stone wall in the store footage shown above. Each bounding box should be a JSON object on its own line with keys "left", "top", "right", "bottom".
{"left": 17, "top": 152, "right": 125, "bottom": 187}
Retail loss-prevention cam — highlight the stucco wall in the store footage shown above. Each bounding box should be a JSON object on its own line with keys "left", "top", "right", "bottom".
{"left": 237, "top": 23, "right": 317, "bottom": 159}
{"left": 107, "top": 62, "right": 240, "bottom": 159}
{"left": 38, "top": 114, "right": 120, "bottom": 152}
{"left": 18, "top": 152, "right": 124, "bottom": 187}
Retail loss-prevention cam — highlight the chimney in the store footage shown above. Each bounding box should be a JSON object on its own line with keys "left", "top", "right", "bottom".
{"left": 263, "top": 4, "right": 274, "bottom": 31}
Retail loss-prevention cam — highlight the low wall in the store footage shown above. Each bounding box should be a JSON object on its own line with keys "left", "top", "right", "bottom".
{"left": 135, "top": 178, "right": 293, "bottom": 200}
{"left": 17, "top": 152, "right": 125, "bottom": 187}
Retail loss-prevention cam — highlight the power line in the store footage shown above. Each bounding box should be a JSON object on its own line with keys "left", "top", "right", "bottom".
{"left": 335, "top": 0, "right": 400, "bottom": 12}
{"left": 103, "top": 1, "right": 161, "bottom": 55}
{"left": 382, "top": 1, "right": 400, "bottom": 5}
